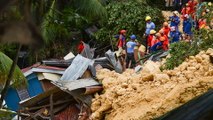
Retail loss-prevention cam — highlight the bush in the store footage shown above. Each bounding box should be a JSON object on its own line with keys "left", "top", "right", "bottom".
{"left": 161, "top": 29, "right": 213, "bottom": 70}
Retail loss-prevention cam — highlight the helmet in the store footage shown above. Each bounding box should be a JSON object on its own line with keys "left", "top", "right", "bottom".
{"left": 163, "top": 22, "right": 169, "bottom": 27}
{"left": 120, "top": 30, "right": 127, "bottom": 34}
{"left": 130, "top": 34, "right": 136, "bottom": 40}
{"left": 160, "top": 37, "right": 165, "bottom": 41}
{"left": 155, "top": 33, "right": 161, "bottom": 37}
{"left": 145, "top": 16, "right": 151, "bottom": 21}
{"left": 150, "top": 30, "right": 156, "bottom": 34}
{"left": 208, "top": 2, "right": 212, "bottom": 6}
{"left": 159, "top": 29, "right": 164, "bottom": 34}
{"left": 170, "top": 26, "right": 176, "bottom": 31}
{"left": 173, "top": 11, "right": 179, "bottom": 15}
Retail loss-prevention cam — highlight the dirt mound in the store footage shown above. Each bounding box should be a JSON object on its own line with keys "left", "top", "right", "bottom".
{"left": 90, "top": 48, "right": 213, "bottom": 120}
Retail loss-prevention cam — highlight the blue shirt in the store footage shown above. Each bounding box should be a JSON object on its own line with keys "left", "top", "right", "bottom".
{"left": 145, "top": 22, "right": 155, "bottom": 35}
{"left": 150, "top": 41, "right": 163, "bottom": 52}
{"left": 170, "top": 16, "right": 180, "bottom": 29}
{"left": 170, "top": 31, "right": 181, "bottom": 43}
{"left": 183, "top": 19, "right": 192, "bottom": 35}
{"left": 126, "top": 41, "right": 136, "bottom": 53}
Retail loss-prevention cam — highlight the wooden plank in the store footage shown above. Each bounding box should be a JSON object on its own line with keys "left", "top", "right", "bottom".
{"left": 50, "top": 94, "right": 54, "bottom": 120}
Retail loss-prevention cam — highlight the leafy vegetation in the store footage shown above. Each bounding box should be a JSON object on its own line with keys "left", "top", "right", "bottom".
{"left": 0, "top": 52, "right": 27, "bottom": 88}
{"left": 94, "top": 1, "right": 163, "bottom": 48}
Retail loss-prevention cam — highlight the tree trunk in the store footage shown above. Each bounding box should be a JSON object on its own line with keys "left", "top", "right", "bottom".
{"left": 0, "top": 44, "right": 22, "bottom": 108}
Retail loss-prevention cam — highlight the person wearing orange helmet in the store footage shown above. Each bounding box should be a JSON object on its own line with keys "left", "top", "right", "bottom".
{"left": 161, "top": 22, "right": 171, "bottom": 37}
{"left": 159, "top": 29, "right": 169, "bottom": 50}
{"left": 117, "top": 29, "right": 127, "bottom": 49}
{"left": 150, "top": 37, "right": 165, "bottom": 52}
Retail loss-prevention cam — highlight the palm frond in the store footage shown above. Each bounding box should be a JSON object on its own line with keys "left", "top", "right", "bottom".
{"left": 73, "top": 0, "right": 107, "bottom": 20}
{"left": 0, "top": 52, "right": 27, "bottom": 89}
{"left": 41, "top": 0, "right": 56, "bottom": 44}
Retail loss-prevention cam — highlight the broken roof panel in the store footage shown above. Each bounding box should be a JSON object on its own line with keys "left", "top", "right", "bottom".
{"left": 22, "top": 64, "right": 65, "bottom": 77}
{"left": 60, "top": 55, "right": 94, "bottom": 81}
{"left": 105, "top": 50, "right": 123, "bottom": 73}
{"left": 53, "top": 78, "right": 100, "bottom": 91}
{"left": 37, "top": 73, "right": 61, "bottom": 82}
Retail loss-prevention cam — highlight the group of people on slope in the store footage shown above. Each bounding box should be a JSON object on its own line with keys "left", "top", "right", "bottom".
{"left": 116, "top": 0, "right": 212, "bottom": 69}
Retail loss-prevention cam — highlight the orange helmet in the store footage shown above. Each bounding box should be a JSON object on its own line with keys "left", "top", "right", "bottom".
{"left": 155, "top": 33, "right": 161, "bottom": 37}
{"left": 159, "top": 29, "right": 164, "bottom": 34}
{"left": 163, "top": 22, "right": 169, "bottom": 27}
{"left": 120, "top": 30, "right": 127, "bottom": 34}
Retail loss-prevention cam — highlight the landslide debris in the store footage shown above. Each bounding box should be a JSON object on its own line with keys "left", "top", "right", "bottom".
{"left": 90, "top": 48, "right": 213, "bottom": 120}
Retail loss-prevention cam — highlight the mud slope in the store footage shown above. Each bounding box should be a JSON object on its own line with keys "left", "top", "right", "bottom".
{"left": 90, "top": 48, "right": 213, "bottom": 120}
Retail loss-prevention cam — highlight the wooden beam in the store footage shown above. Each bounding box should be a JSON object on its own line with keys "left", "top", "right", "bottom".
{"left": 22, "top": 98, "right": 73, "bottom": 111}
{"left": 50, "top": 94, "right": 54, "bottom": 120}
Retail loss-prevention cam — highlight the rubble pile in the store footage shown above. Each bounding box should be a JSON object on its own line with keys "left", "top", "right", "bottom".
{"left": 90, "top": 48, "right": 213, "bottom": 120}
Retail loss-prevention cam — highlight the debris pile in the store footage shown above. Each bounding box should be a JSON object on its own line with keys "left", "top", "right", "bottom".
{"left": 90, "top": 48, "right": 213, "bottom": 120}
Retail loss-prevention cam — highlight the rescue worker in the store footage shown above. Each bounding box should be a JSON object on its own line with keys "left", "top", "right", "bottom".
{"left": 77, "top": 40, "right": 84, "bottom": 54}
{"left": 159, "top": 29, "right": 169, "bottom": 51}
{"left": 181, "top": 3, "right": 191, "bottom": 20}
{"left": 117, "top": 29, "right": 127, "bottom": 50}
{"left": 147, "top": 30, "right": 156, "bottom": 53}
{"left": 170, "top": 26, "right": 181, "bottom": 43}
{"left": 183, "top": 14, "right": 193, "bottom": 36}
{"left": 145, "top": 16, "right": 155, "bottom": 52}
{"left": 169, "top": 11, "right": 180, "bottom": 31}
{"left": 134, "top": 40, "right": 146, "bottom": 65}
{"left": 155, "top": 33, "right": 161, "bottom": 42}
{"left": 150, "top": 37, "right": 165, "bottom": 52}
{"left": 188, "top": 0, "right": 198, "bottom": 14}
{"left": 116, "top": 29, "right": 127, "bottom": 71}
{"left": 188, "top": 0, "right": 198, "bottom": 19}
{"left": 161, "top": 22, "right": 171, "bottom": 37}
{"left": 126, "top": 35, "right": 137, "bottom": 68}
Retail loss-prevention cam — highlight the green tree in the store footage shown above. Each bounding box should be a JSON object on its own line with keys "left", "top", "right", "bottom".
{"left": 94, "top": 1, "right": 163, "bottom": 48}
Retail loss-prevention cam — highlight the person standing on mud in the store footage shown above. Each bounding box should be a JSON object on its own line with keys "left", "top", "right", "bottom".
{"left": 144, "top": 16, "right": 155, "bottom": 53}
{"left": 126, "top": 35, "right": 137, "bottom": 68}
{"left": 116, "top": 29, "right": 127, "bottom": 71}
{"left": 169, "top": 11, "right": 180, "bottom": 31}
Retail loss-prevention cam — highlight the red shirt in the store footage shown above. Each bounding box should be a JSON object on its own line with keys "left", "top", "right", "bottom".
{"left": 188, "top": 0, "right": 198, "bottom": 14}
{"left": 147, "top": 34, "right": 154, "bottom": 47}
{"left": 117, "top": 34, "right": 126, "bottom": 48}
{"left": 78, "top": 43, "right": 84, "bottom": 53}
{"left": 162, "top": 27, "right": 171, "bottom": 37}
{"left": 162, "top": 35, "right": 169, "bottom": 50}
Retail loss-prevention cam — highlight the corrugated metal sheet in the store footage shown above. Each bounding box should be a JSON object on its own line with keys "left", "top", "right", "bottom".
{"left": 81, "top": 42, "right": 95, "bottom": 59}
{"left": 105, "top": 50, "right": 123, "bottom": 73}
{"left": 60, "top": 55, "right": 94, "bottom": 81}
{"left": 22, "top": 64, "right": 65, "bottom": 77}
{"left": 54, "top": 78, "right": 100, "bottom": 91}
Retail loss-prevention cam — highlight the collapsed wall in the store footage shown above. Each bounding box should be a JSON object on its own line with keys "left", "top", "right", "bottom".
{"left": 90, "top": 48, "right": 213, "bottom": 120}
